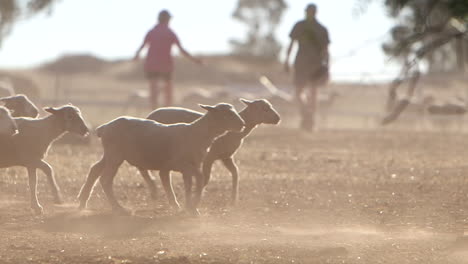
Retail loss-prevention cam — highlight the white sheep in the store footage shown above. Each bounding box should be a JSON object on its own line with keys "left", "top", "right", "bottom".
{"left": 0, "top": 105, "right": 89, "bottom": 214}
{"left": 142, "top": 99, "right": 280, "bottom": 204}
{"left": 0, "top": 106, "right": 18, "bottom": 136}
{"left": 0, "top": 94, "right": 39, "bottom": 118}
{"left": 78, "top": 103, "right": 245, "bottom": 215}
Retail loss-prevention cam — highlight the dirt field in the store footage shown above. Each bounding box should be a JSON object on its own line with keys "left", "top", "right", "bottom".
{"left": 2, "top": 56, "right": 468, "bottom": 263}
{"left": 1, "top": 126, "right": 468, "bottom": 264}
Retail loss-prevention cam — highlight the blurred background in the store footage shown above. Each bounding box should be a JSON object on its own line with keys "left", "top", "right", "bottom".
{"left": 0, "top": 0, "right": 466, "bottom": 130}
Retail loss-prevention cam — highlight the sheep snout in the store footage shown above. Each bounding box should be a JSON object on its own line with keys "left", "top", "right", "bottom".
{"left": 265, "top": 112, "right": 281, "bottom": 125}
{"left": 67, "top": 118, "right": 89, "bottom": 136}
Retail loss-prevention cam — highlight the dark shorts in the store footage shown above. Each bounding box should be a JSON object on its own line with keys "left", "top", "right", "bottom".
{"left": 145, "top": 71, "right": 172, "bottom": 81}
{"left": 294, "top": 63, "right": 329, "bottom": 89}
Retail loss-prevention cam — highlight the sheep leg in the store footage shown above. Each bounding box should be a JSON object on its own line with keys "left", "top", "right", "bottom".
{"left": 99, "top": 162, "right": 128, "bottom": 214}
{"left": 182, "top": 171, "right": 195, "bottom": 212}
{"left": 190, "top": 169, "right": 204, "bottom": 216}
{"left": 78, "top": 157, "right": 105, "bottom": 210}
{"left": 202, "top": 154, "right": 216, "bottom": 186}
{"left": 159, "top": 170, "right": 181, "bottom": 209}
{"left": 37, "top": 160, "right": 62, "bottom": 204}
{"left": 221, "top": 157, "right": 239, "bottom": 205}
{"left": 138, "top": 169, "right": 158, "bottom": 200}
{"left": 27, "top": 167, "right": 43, "bottom": 215}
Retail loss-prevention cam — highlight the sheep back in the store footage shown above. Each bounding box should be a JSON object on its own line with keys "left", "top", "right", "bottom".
{"left": 96, "top": 116, "right": 197, "bottom": 170}
{"left": 146, "top": 107, "right": 202, "bottom": 124}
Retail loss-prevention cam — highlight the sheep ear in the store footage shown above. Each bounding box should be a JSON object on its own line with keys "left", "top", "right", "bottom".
{"left": 44, "top": 107, "right": 58, "bottom": 114}
{"left": 240, "top": 98, "right": 254, "bottom": 105}
{"left": 199, "top": 104, "right": 216, "bottom": 111}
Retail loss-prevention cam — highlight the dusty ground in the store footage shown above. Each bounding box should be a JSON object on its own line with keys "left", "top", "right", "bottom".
{"left": 1, "top": 126, "right": 468, "bottom": 263}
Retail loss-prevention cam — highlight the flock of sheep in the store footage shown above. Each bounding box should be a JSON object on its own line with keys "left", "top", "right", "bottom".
{"left": 0, "top": 93, "right": 280, "bottom": 215}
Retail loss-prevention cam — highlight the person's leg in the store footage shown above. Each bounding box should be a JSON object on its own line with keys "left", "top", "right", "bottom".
{"left": 300, "top": 64, "right": 325, "bottom": 131}
{"left": 163, "top": 80, "right": 173, "bottom": 107}
{"left": 294, "top": 68, "right": 310, "bottom": 130}
{"left": 162, "top": 73, "right": 173, "bottom": 107}
{"left": 149, "top": 78, "right": 159, "bottom": 110}
{"left": 303, "top": 84, "right": 318, "bottom": 131}
{"left": 146, "top": 73, "right": 161, "bottom": 110}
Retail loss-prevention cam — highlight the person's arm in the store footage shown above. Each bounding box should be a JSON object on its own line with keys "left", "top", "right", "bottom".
{"left": 284, "top": 39, "right": 295, "bottom": 73}
{"left": 285, "top": 22, "right": 301, "bottom": 73}
{"left": 176, "top": 41, "right": 203, "bottom": 65}
{"left": 322, "top": 27, "right": 330, "bottom": 66}
{"left": 134, "top": 41, "right": 147, "bottom": 61}
{"left": 134, "top": 34, "right": 149, "bottom": 61}
{"left": 322, "top": 45, "right": 329, "bottom": 66}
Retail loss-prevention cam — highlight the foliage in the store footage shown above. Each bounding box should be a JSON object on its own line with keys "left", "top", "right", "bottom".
{"left": 230, "top": 0, "right": 287, "bottom": 61}
{"left": 357, "top": 0, "right": 468, "bottom": 124}
{"left": 379, "top": 0, "right": 467, "bottom": 71}
{"left": 0, "top": 0, "right": 58, "bottom": 46}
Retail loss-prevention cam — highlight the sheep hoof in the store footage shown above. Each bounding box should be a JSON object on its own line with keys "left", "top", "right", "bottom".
{"left": 31, "top": 205, "right": 44, "bottom": 215}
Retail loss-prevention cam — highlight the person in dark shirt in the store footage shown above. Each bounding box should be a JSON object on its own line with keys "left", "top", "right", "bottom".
{"left": 284, "top": 3, "right": 330, "bottom": 131}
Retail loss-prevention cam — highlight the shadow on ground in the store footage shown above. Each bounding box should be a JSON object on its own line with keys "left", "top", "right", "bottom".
{"left": 38, "top": 210, "right": 198, "bottom": 238}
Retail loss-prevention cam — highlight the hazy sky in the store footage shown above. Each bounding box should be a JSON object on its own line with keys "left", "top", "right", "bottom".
{"left": 0, "top": 0, "right": 399, "bottom": 81}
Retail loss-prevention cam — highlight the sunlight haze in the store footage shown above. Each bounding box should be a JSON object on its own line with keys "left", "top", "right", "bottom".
{"left": 0, "top": 0, "right": 397, "bottom": 81}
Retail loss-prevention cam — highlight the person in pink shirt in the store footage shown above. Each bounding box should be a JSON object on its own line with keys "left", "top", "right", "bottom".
{"left": 134, "top": 10, "right": 202, "bottom": 109}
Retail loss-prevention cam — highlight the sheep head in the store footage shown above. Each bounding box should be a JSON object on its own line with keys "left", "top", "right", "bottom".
{"left": 45, "top": 105, "right": 89, "bottom": 136}
{"left": 199, "top": 103, "right": 245, "bottom": 132}
{"left": 0, "top": 106, "right": 17, "bottom": 136}
{"left": 0, "top": 94, "right": 39, "bottom": 118}
{"left": 240, "top": 98, "right": 281, "bottom": 125}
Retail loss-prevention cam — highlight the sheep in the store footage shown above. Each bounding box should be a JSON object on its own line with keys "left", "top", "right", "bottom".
{"left": 0, "top": 105, "right": 89, "bottom": 214}
{"left": 77, "top": 103, "right": 245, "bottom": 215}
{"left": 0, "top": 94, "right": 39, "bottom": 118}
{"left": 0, "top": 95, "right": 91, "bottom": 145}
{"left": 0, "top": 106, "right": 18, "bottom": 136}
{"left": 142, "top": 99, "right": 281, "bottom": 204}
